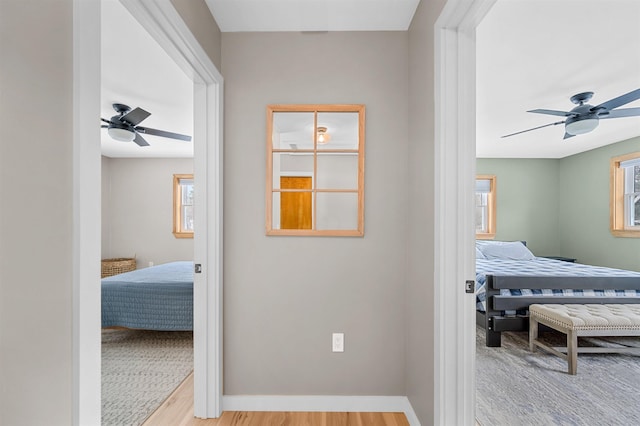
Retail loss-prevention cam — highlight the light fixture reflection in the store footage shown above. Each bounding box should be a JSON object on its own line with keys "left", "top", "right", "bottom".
{"left": 317, "top": 126, "right": 331, "bottom": 144}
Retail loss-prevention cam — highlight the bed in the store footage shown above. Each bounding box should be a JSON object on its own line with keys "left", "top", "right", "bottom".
{"left": 102, "top": 261, "right": 194, "bottom": 331}
{"left": 475, "top": 241, "right": 640, "bottom": 347}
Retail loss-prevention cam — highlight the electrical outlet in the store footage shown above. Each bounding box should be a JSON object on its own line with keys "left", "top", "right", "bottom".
{"left": 332, "top": 332, "right": 344, "bottom": 352}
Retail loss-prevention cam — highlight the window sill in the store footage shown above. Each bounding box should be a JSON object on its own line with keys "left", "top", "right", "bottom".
{"left": 476, "top": 233, "right": 496, "bottom": 240}
{"left": 173, "top": 232, "right": 194, "bottom": 239}
{"left": 610, "top": 229, "right": 640, "bottom": 238}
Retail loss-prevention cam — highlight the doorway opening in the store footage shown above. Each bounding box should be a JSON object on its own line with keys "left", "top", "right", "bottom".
{"left": 433, "top": 0, "right": 495, "bottom": 423}
{"left": 74, "top": 0, "right": 224, "bottom": 423}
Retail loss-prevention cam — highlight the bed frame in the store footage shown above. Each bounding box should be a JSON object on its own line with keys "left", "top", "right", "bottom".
{"left": 477, "top": 274, "right": 640, "bottom": 347}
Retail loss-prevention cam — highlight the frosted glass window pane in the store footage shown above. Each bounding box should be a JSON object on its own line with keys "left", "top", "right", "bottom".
{"left": 316, "top": 192, "right": 358, "bottom": 230}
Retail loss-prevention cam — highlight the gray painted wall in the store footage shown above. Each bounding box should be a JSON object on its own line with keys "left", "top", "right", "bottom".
{"left": 171, "top": 0, "right": 222, "bottom": 71}
{"left": 558, "top": 136, "right": 640, "bottom": 271}
{"left": 476, "top": 159, "right": 561, "bottom": 256}
{"left": 1, "top": 1, "right": 74, "bottom": 424}
{"left": 1, "top": 0, "right": 446, "bottom": 424}
{"left": 407, "top": 0, "right": 446, "bottom": 421}
{"left": 101, "top": 157, "right": 194, "bottom": 268}
{"left": 477, "top": 136, "right": 640, "bottom": 272}
{"left": 221, "top": 31, "right": 409, "bottom": 396}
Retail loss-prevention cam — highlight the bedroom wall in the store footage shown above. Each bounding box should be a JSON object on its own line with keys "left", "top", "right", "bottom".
{"left": 477, "top": 136, "right": 640, "bottom": 271}
{"left": 221, "top": 31, "right": 409, "bottom": 396}
{"left": 102, "top": 157, "right": 194, "bottom": 268}
{"left": 558, "top": 136, "right": 640, "bottom": 271}
{"left": 0, "top": 0, "right": 75, "bottom": 424}
{"left": 476, "top": 158, "right": 561, "bottom": 256}
{"left": 406, "top": 0, "right": 447, "bottom": 422}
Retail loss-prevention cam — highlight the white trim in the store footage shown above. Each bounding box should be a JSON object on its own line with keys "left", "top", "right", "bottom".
{"left": 222, "top": 395, "right": 420, "bottom": 425}
{"left": 118, "top": 0, "right": 224, "bottom": 418}
{"left": 434, "top": 0, "right": 495, "bottom": 424}
{"left": 74, "top": 0, "right": 224, "bottom": 422}
{"left": 73, "top": 1, "right": 102, "bottom": 424}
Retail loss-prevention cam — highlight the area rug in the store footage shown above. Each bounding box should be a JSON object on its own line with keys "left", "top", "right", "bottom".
{"left": 102, "top": 329, "right": 193, "bottom": 426}
{"left": 476, "top": 326, "right": 640, "bottom": 426}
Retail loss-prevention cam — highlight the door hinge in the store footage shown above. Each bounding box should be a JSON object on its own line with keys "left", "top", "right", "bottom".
{"left": 194, "top": 264, "right": 202, "bottom": 274}
{"left": 465, "top": 280, "right": 474, "bottom": 293}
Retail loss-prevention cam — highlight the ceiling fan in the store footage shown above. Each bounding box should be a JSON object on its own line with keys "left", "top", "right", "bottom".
{"left": 101, "top": 103, "right": 192, "bottom": 146}
{"left": 502, "top": 88, "right": 640, "bottom": 140}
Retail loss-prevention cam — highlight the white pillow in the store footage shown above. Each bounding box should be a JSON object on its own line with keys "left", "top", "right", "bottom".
{"left": 479, "top": 241, "right": 535, "bottom": 260}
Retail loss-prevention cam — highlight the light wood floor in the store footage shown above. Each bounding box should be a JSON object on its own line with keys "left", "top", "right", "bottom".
{"left": 143, "top": 373, "right": 410, "bottom": 426}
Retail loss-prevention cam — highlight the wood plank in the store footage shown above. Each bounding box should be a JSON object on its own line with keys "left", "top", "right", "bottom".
{"left": 143, "top": 373, "right": 410, "bottom": 426}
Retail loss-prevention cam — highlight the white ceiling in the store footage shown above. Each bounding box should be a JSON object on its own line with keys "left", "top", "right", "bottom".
{"left": 205, "top": 0, "right": 421, "bottom": 32}
{"left": 101, "top": 0, "right": 640, "bottom": 159}
{"left": 477, "top": 0, "right": 640, "bottom": 158}
{"left": 101, "top": 0, "right": 193, "bottom": 158}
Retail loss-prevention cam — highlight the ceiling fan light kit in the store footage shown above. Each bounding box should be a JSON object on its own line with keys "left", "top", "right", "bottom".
{"left": 107, "top": 125, "right": 136, "bottom": 142}
{"left": 502, "top": 88, "right": 640, "bottom": 140}
{"left": 101, "top": 103, "right": 192, "bottom": 147}
{"left": 565, "top": 116, "right": 599, "bottom": 136}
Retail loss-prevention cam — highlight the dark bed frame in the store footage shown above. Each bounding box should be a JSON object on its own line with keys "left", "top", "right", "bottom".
{"left": 476, "top": 274, "right": 640, "bottom": 347}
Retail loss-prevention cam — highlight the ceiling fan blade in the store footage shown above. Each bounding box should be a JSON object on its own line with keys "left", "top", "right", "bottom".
{"left": 133, "top": 133, "right": 150, "bottom": 147}
{"left": 563, "top": 132, "right": 575, "bottom": 140}
{"left": 599, "top": 107, "right": 640, "bottom": 119}
{"left": 101, "top": 118, "right": 113, "bottom": 124}
{"left": 101, "top": 125, "right": 108, "bottom": 128}
{"left": 120, "top": 107, "right": 151, "bottom": 126}
{"left": 501, "top": 120, "right": 565, "bottom": 138}
{"left": 528, "top": 109, "right": 576, "bottom": 117}
{"left": 136, "top": 126, "right": 192, "bottom": 141}
{"left": 592, "top": 88, "right": 640, "bottom": 112}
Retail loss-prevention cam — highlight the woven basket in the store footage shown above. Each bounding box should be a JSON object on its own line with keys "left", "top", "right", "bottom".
{"left": 101, "top": 257, "right": 136, "bottom": 278}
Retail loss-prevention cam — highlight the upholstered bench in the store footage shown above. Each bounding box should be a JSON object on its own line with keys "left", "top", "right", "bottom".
{"left": 529, "top": 304, "right": 640, "bottom": 375}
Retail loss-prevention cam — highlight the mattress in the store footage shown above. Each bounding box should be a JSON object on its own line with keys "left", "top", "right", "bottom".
{"left": 102, "top": 261, "right": 194, "bottom": 330}
{"left": 476, "top": 257, "right": 640, "bottom": 313}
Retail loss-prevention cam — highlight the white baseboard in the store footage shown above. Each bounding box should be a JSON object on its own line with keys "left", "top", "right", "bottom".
{"left": 222, "top": 395, "right": 421, "bottom": 426}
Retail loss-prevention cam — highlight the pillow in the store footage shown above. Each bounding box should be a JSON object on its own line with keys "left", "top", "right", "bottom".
{"left": 476, "top": 246, "right": 486, "bottom": 259}
{"left": 479, "top": 241, "right": 535, "bottom": 260}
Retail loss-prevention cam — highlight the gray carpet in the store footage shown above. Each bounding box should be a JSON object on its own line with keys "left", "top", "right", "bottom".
{"left": 476, "top": 326, "right": 640, "bottom": 426}
{"left": 102, "top": 329, "right": 193, "bottom": 426}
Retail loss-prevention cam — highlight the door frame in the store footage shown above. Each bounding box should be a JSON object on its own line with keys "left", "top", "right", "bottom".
{"left": 434, "top": 0, "right": 495, "bottom": 424}
{"left": 73, "top": 0, "right": 224, "bottom": 423}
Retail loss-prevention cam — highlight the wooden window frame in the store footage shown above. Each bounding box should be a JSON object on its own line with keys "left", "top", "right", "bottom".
{"left": 173, "top": 174, "right": 194, "bottom": 238}
{"left": 266, "top": 104, "right": 365, "bottom": 236}
{"left": 476, "top": 175, "right": 496, "bottom": 240}
{"left": 610, "top": 152, "right": 640, "bottom": 238}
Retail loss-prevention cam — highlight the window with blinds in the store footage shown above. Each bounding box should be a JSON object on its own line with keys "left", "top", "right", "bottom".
{"left": 476, "top": 175, "right": 496, "bottom": 239}
{"left": 610, "top": 152, "right": 640, "bottom": 237}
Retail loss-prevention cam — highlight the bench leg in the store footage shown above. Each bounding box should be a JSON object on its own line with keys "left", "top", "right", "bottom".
{"left": 529, "top": 317, "right": 538, "bottom": 352}
{"left": 567, "top": 330, "right": 577, "bottom": 375}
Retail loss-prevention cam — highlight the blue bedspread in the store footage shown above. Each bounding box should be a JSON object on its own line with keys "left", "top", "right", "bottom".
{"left": 102, "top": 261, "right": 194, "bottom": 330}
{"left": 476, "top": 257, "right": 640, "bottom": 312}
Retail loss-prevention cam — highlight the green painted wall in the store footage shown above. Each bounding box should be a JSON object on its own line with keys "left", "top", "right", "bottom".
{"left": 478, "top": 135, "right": 640, "bottom": 272}
{"left": 476, "top": 159, "right": 560, "bottom": 256}
{"left": 558, "top": 136, "right": 640, "bottom": 271}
